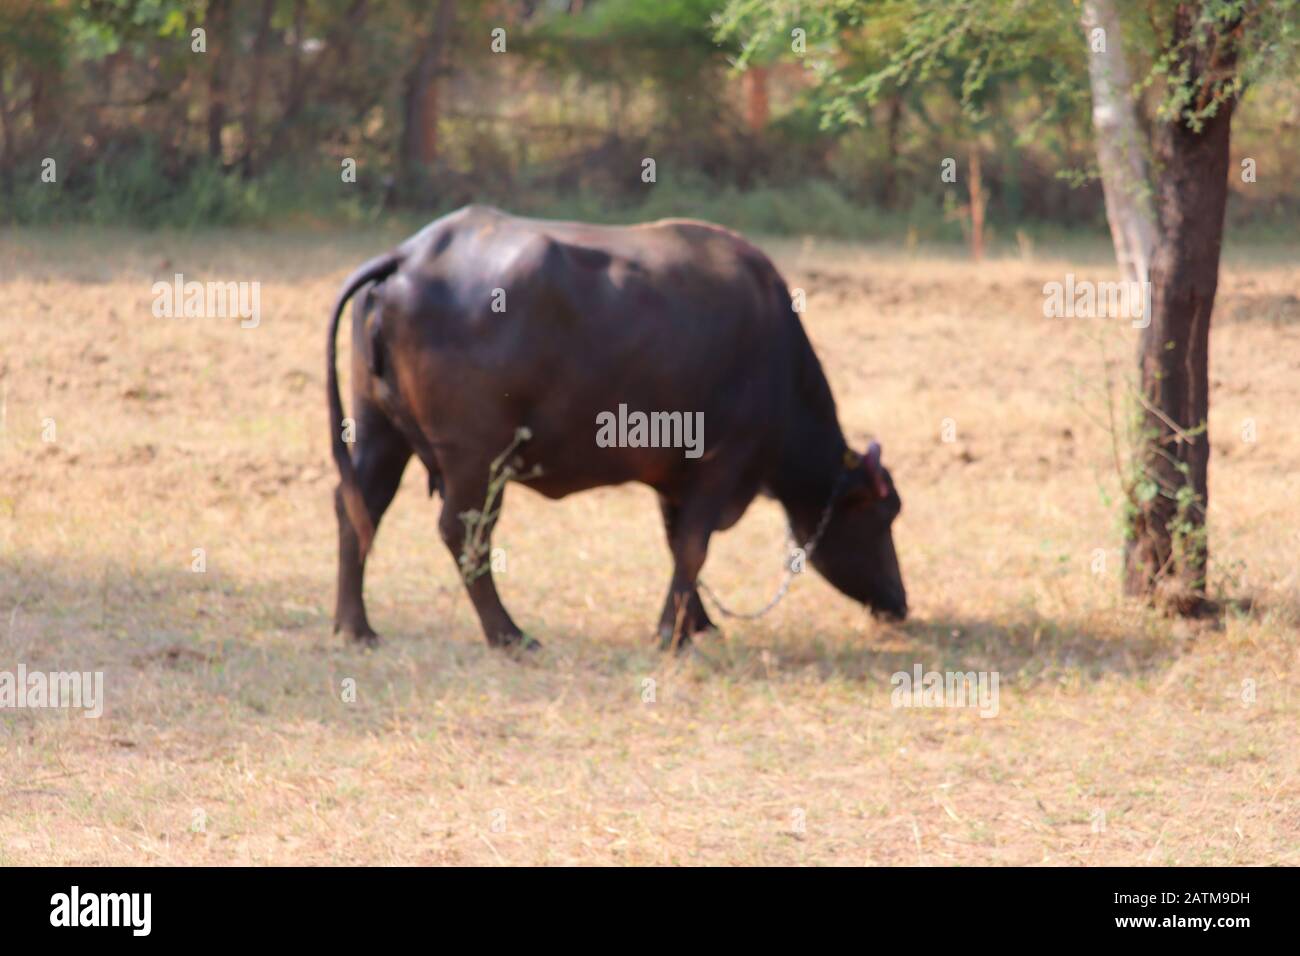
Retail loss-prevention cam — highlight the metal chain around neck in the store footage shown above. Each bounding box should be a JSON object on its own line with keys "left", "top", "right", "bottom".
{"left": 696, "top": 467, "right": 849, "bottom": 621}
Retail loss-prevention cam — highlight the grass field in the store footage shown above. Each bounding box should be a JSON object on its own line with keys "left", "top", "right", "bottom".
{"left": 1, "top": 226, "right": 1297, "bottom": 865}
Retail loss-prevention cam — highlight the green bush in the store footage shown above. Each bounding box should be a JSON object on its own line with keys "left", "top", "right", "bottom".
{"left": 0, "top": 142, "right": 394, "bottom": 229}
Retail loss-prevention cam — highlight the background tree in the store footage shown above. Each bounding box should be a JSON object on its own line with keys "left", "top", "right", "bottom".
{"left": 1080, "top": 0, "right": 1157, "bottom": 286}
{"left": 400, "top": 0, "right": 457, "bottom": 178}
{"left": 0, "top": 0, "right": 1294, "bottom": 251}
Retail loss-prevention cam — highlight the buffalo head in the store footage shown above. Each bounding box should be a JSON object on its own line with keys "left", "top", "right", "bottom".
{"left": 810, "top": 441, "right": 907, "bottom": 620}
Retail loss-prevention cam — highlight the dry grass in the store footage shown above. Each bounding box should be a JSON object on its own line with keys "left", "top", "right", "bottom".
{"left": 1, "top": 226, "right": 1297, "bottom": 865}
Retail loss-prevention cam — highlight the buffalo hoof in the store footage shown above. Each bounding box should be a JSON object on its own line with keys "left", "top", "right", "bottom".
{"left": 656, "top": 626, "right": 707, "bottom": 654}
{"left": 496, "top": 633, "right": 543, "bottom": 657}
{"left": 337, "top": 624, "right": 381, "bottom": 649}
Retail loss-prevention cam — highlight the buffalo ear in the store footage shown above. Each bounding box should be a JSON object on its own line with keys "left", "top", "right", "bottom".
{"left": 862, "top": 441, "right": 889, "bottom": 499}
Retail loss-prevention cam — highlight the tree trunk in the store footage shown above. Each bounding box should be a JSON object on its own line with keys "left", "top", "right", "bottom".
{"left": 240, "top": 0, "right": 276, "bottom": 177}
{"left": 29, "top": 61, "right": 59, "bottom": 144}
{"left": 882, "top": 93, "right": 903, "bottom": 206}
{"left": 205, "top": 0, "right": 231, "bottom": 162}
{"left": 285, "top": 0, "right": 305, "bottom": 111}
{"left": 0, "top": 55, "right": 11, "bottom": 199}
{"left": 1123, "top": 8, "right": 1240, "bottom": 614}
{"left": 269, "top": 0, "right": 364, "bottom": 161}
{"left": 0, "top": 56, "right": 10, "bottom": 156}
{"left": 402, "top": 0, "right": 456, "bottom": 172}
{"left": 1081, "top": 0, "right": 1157, "bottom": 285}
{"left": 967, "top": 148, "right": 985, "bottom": 262}
{"left": 743, "top": 65, "right": 769, "bottom": 133}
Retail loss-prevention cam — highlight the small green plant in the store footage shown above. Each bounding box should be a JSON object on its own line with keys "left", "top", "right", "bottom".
{"left": 458, "top": 428, "right": 542, "bottom": 586}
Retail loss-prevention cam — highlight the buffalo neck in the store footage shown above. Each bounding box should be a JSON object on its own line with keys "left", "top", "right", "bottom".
{"left": 764, "top": 326, "right": 849, "bottom": 541}
{"left": 769, "top": 420, "right": 848, "bottom": 542}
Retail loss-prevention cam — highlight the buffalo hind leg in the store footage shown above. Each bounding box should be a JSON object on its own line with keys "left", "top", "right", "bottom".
{"left": 437, "top": 458, "right": 535, "bottom": 652}
{"left": 334, "top": 406, "right": 412, "bottom": 646}
{"left": 657, "top": 495, "right": 719, "bottom": 652}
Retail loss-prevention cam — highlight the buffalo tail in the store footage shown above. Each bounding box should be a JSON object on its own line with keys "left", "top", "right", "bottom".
{"left": 327, "top": 251, "right": 403, "bottom": 559}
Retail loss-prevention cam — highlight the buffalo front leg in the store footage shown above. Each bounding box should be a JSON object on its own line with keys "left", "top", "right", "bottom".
{"left": 437, "top": 461, "right": 534, "bottom": 651}
{"left": 657, "top": 496, "right": 719, "bottom": 652}
{"left": 334, "top": 408, "right": 412, "bottom": 646}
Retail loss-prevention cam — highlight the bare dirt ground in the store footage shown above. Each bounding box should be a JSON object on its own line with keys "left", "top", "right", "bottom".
{"left": 1, "top": 227, "right": 1297, "bottom": 865}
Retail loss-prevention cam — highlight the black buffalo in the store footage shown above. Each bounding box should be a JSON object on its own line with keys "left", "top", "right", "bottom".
{"left": 327, "top": 205, "right": 905, "bottom": 651}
